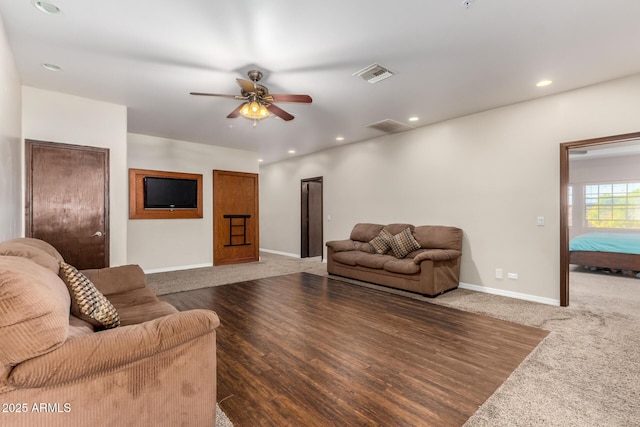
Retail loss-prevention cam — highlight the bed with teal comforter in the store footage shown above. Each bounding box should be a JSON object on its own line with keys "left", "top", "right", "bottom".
{"left": 570, "top": 232, "right": 640, "bottom": 271}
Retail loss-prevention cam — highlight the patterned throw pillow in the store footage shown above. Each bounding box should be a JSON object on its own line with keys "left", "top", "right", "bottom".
{"left": 389, "top": 227, "right": 422, "bottom": 259}
{"left": 59, "top": 261, "right": 120, "bottom": 329}
{"left": 369, "top": 228, "right": 394, "bottom": 254}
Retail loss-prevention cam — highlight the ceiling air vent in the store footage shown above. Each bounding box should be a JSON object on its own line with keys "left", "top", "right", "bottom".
{"left": 365, "top": 119, "right": 414, "bottom": 134}
{"left": 353, "top": 64, "right": 396, "bottom": 84}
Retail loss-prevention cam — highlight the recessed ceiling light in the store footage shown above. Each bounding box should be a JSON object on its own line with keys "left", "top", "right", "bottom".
{"left": 536, "top": 80, "right": 552, "bottom": 87}
{"left": 408, "top": 117, "right": 419, "bottom": 122}
{"left": 336, "top": 136, "right": 344, "bottom": 141}
{"left": 42, "top": 63, "right": 62, "bottom": 71}
{"left": 33, "top": 1, "right": 61, "bottom": 15}
{"left": 258, "top": 159, "right": 263, "bottom": 163}
{"left": 288, "top": 150, "right": 296, "bottom": 154}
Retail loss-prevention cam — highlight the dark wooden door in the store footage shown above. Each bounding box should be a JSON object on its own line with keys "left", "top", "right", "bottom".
{"left": 26, "top": 140, "right": 109, "bottom": 269}
{"left": 213, "top": 170, "right": 259, "bottom": 266}
{"left": 301, "top": 177, "right": 323, "bottom": 258}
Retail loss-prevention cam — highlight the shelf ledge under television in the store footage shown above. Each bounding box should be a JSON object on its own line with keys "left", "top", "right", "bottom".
{"left": 129, "top": 168, "right": 203, "bottom": 220}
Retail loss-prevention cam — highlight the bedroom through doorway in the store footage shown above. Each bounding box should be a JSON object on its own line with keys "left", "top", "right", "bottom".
{"left": 560, "top": 132, "right": 640, "bottom": 306}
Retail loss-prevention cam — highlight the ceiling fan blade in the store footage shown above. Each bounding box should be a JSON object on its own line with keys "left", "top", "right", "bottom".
{"left": 190, "top": 92, "right": 244, "bottom": 99}
{"left": 236, "top": 78, "right": 258, "bottom": 93}
{"left": 226, "top": 103, "right": 245, "bottom": 119}
{"left": 265, "top": 94, "right": 312, "bottom": 103}
{"left": 267, "top": 104, "right": 295, "bottom": 121}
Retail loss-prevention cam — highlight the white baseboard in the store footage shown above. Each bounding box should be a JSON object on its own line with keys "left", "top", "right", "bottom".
{"left": 144, "top": 263, "right": 213, "bottom": 274}
{"left": 260, "top": 248, "right": 328, "bottom": 263}
{"left": 459, "top": 282, "right": 560, "bottom": 306}
{"left": 259, "top": 248, "right": 300, "bottom": 258}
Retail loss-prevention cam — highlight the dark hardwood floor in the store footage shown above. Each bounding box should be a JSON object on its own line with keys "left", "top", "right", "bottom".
{"left": 159, "top": 273, "right": 548, "bottom": 427}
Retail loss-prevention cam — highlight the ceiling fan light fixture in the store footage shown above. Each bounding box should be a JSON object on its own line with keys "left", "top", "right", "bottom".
{"left": 239, "top": 101, "right": 270, "bottom": 120}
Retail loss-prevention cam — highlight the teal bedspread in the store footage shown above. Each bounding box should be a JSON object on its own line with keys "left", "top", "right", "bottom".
{"left": 570, "top": 233, "right": 640, "bottom": 255}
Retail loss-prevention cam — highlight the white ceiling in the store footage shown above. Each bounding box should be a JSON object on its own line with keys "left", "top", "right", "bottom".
{"left": 2, "top": 0, "right": 640, "bottom": 164}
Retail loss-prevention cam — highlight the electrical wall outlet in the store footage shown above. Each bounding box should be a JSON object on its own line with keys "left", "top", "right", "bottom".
{"left": 495, "top": 268, "right": 503, "bottom": 279}
{"left": 508, "top": 272, "right": 518, "bottom": 280}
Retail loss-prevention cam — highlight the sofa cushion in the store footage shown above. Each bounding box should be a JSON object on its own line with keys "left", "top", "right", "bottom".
{"left": 332, "top": 251, "right": 360, "bottom": 266}
{"left": 0, "top": 242, "right": 60, "bottom": 274}
{"left": 413, "top": 226, "right": 463, "bottom": 250}
{"left": 350, "top": 223, "right": 384, "bottom": 243}
{"left": 3, "top": 237, "right": 65, "bottom": 262}
{"left": 106, "top": 287, "right": 160, "bottom": 309}
{"left": 355, "top": 253, "right": 395, "bottom": 269}
{"left": 81, "top": 264, "right": 147, "bottom": 296}
{"left": 59, "top": 261, "right": 120, "bottom": 330}
{"left": 326, "top": 239, "right": 356, "bottom": 252}
{"left": 0, "top": 256, "right": 70, "bottom": 365}
{"left": 383, "top": 258, "right": 421, "bottom": 275}
{"left": 389, "top": 227, "right": 421, "bottom": 259}
{"left": 68, "top": 315, "right": 95, "bottom": 338}
{"left": 115, "top": 301, "right": 179, "bottom": 326}
{"left": 413, "top": 249, "right": 462, "bottom": 263}
{"left": 383, "top": 223, "right": 414, "bottom": 235}
{"left": 369, "top": 228, "right": 393, "bottom": 254}
{"left": 354, "top": 241, "right": 376, "bottom": 253}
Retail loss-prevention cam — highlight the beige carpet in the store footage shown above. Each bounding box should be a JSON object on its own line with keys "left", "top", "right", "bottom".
{"left": 215, "top": 404, "right": 232, "bottom": 427}
{"left": 149, "top": 255, "right": 640, "bottom": 426}
{"left": 148, "top": 252, "right": 325, "bottom": 296}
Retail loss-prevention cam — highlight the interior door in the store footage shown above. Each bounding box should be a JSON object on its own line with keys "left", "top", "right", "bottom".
{"left": 26, "top": 140, "right": 109, "bottom": 269}
{"left": 301, "top": 177, "right": 323, "bottom": 258}
{"left": 213, "top": 170, "right": 259, "bottom": 266}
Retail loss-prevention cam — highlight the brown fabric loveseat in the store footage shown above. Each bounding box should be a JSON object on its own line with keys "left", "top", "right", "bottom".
{"left": 326, "top": 223, "right": 463, "bottom": 297}
{"left": 0, "top": 237, "right": 219, "bottom": 427}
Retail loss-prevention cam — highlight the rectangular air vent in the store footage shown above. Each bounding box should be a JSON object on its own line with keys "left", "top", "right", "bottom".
{"left": 364, "top": 119, "right": 414, "bottom": 134}
{"left": 353, "top": 64, "right": 396, "bottom": 84}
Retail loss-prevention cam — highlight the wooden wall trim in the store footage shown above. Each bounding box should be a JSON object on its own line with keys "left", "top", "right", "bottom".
{"left": 129, "top": 168, "right": 203, "bottom": 219}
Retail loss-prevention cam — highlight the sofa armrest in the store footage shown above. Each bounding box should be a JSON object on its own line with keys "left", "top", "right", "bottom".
{"left": 81, "top": 264, "right": 147, "bottom": 295}
{"left": 9, "top": 309, "right": 220, "bottom": 389}
{"left": 326, "top": 239, "right": 356, "bottom": 252}
{"left": 413, "top": 249, "right": 462, "bottom": 264}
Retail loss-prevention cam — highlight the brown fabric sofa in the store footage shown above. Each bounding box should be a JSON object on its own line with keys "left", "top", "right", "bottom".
{"left": 0, "top": 237, "right": 219, "bottom": 427}
{"left": 326, "top": 223, "right": 463, "bottom": 296}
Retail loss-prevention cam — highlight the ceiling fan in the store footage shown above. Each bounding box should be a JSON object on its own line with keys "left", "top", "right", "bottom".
{"left": 190, "top": 70, "right": 312, "bottom": 122}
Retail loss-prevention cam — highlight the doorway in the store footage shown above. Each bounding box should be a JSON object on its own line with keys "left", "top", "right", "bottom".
{"left": 559, "top": 131, "right": 640, "bottom": 306}
{"left": 25, "top": 139, "right": 110, "bottom": 269}
{"left": 301, "top": 177, "right": 323, "bottom": 258}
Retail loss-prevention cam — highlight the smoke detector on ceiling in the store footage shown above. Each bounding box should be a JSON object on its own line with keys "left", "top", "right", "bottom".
{"left": 461, "top": 0, "right": 475, "bottom": 9}
{"left": 353, "top": 64, "right": 396, "bottom": 84}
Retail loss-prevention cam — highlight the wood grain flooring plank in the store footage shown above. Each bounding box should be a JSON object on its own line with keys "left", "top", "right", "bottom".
{"left": 160, "top": 273, "right": 548, "bottom": 426}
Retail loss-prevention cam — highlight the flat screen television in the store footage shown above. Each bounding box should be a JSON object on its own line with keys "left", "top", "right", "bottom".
{"left": 143, "top": 177, "right": 198, "bottom": 209}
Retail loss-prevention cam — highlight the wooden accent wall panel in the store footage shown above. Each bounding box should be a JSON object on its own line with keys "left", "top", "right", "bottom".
{"left": 129, "top": 168, "right": 203, "bottom": 219}
{"left": 213, "top": 170, "right": 259, "bottom": 265}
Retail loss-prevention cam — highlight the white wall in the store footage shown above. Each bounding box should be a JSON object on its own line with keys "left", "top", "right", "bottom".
{"left": 570, "top": 153, "right": 640, "bottom": 238}
{"left": 127, "top": 133, "right": 259, "bottom": 272}
{"left": 21, "top": 87, "right": 128, "bottom": 265}
{"left": 0, "top": 14, "right": 22, "bottom": 241}
{"left": 260, "top": 73, "right": 640, "bottom": 304}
